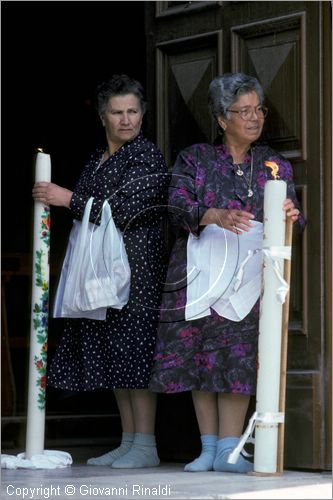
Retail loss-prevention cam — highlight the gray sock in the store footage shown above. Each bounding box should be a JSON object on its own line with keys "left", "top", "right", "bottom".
{"left": 87, "top": 432, "right": 134, "bottom": 466}
{"left": 111, "top": 432, "right": 160, "bottom": 468}
{"left": 184, "top": 435, "right": 218, "bottom": 472}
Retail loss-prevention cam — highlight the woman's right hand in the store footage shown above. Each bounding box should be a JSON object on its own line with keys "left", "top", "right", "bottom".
{"left": 32, "top": 182, "right": 73, "bottom": 208}
{"left": 200, "top": 208, "right": 254, "bottom": 234}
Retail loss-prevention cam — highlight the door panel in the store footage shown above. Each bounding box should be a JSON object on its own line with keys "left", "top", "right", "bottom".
{"left": 231, "top": 13, "right": 306, "bottom": 160}
{"left": 156, "top": 31, "right": 223, "bottom": 164}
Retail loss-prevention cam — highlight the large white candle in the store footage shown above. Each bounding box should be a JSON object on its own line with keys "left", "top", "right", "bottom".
{"left": 254, "top": 178, "right": 287, "bottom": 473}
{"left": 2, "top": 151, "right": 71, "bottom": 467}
{"left": 25, "top": 151, "right": 51, "bottom": 458}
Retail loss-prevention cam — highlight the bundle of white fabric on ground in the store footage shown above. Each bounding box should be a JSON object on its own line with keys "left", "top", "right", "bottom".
{"left": 1, "top": 450, "right": 72, "bottom": 469}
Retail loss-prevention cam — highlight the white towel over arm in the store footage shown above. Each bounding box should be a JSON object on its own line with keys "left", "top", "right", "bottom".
{"left": 185, "top": 221, "right": 263, "bottom": 322}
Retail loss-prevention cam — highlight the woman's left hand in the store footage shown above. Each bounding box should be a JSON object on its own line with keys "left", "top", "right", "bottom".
{"left": 283, "top": 198, "right": 300, "bottom": 222}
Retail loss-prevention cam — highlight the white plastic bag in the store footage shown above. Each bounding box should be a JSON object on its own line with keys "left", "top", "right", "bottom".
{"left": 53, "top": 197, "right": 131, "bottom": 319}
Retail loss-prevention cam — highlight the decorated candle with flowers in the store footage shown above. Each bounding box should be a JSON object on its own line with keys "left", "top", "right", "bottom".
{"left": 25, "top": 150, "right": 51, "bottom": 458}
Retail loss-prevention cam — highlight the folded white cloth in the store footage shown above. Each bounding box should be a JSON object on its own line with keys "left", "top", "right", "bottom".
{"left": 185, "top": 221, "right": 263, "bottom": 321}
{"left": 1, "top": 450, "right": 72, "bottom": 469}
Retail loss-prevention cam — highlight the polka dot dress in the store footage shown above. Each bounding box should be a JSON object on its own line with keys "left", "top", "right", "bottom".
{"left": 48, "top": 133, "right": 169, "bottom": 390}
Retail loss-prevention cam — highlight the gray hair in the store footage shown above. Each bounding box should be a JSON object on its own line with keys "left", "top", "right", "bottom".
{"left": 208, "top": 73, "right": 265, "bottom": 121}
{"left": 95, "top": 74, "right": 147, "bottom": 117}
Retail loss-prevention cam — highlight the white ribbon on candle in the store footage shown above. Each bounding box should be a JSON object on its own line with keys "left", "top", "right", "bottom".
{"left": 227, "top": 411, "right": 285, "bottom": 464}
{"left": 233, "top": 249, "right": 261, "bottom": 292}
{"left": 262, "top": 245, "right": 291, "bottom": 303}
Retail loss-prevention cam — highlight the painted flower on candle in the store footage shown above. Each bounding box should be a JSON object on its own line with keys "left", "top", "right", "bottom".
{"left": 40, "top": 376, "right": 47, "bottom": 390}
{"left": 34, "top": 355, "right": 47, "bottom": 407}
{"left": 33, "top": 242, "right": 49, "bottom": 410}
{"left": 40, "top": 207, "right": 50, "bottom": 246}
{"left": 264, "top": 160, "right": 280, "bottom": 180}
{"left": 42, "top": 216, "right": 50, "bottom": 230}
{"left": 35, "top": 359, "right": 44, "bottom": 370}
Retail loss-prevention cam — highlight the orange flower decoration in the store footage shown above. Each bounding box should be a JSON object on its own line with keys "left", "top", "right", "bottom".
{"left": 42, "top": 215, "right": 50, "bottom": 229}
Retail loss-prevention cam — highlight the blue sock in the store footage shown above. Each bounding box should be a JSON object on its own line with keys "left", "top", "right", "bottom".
{"left": 111, "top": 433, "right": 160, "bottom": 468}
{"left": 213, "top": 436, "right": 253, "bottom": 473}
{"left": 184, "top": 435, "right": 218, "bottom": 472}
{"left": 87, "top": 432, "right": 134, "bottom": 466}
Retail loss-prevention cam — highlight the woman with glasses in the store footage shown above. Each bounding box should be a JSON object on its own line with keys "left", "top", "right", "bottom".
{"left": 150, "top": 73, "right": 304, "bottom": 473}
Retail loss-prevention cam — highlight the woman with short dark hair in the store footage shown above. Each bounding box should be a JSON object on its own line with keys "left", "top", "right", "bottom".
{"left": 33, "top": 74, "right": 169, "bottom": 469}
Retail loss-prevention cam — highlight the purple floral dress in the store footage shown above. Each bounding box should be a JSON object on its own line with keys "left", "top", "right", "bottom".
{"left": 149, "top": 142, "right": 304, "bottom": 395}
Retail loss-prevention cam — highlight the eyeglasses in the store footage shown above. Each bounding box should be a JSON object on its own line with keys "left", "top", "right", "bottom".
{"left": 227, "top": 105, "right": 268, "bottom": 121}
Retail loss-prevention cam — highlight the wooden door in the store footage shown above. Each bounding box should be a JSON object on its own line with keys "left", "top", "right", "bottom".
{"left": 145, "top": 0, "right": 332, "bottom": 470}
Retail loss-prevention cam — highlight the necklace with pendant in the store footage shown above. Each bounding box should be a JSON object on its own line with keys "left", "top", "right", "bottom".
{"left": 234, "top": 149, "right": 254, "bottom": 197}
